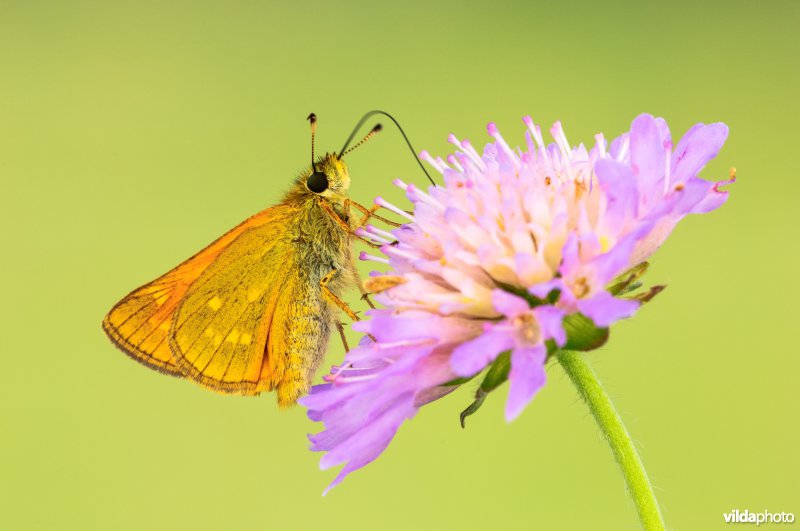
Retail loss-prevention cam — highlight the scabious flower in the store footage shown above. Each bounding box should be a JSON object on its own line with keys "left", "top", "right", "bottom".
{"left": 300, "top": 113, "right": 734, "bottom": 493}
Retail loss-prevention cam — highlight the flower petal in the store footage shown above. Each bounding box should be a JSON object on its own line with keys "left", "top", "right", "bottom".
{"left": 689, "top": 175, "right": 735, "bottom": 214}
{"left": 576, "top": 291, "right": 639, "bottom": 327}
{"left": 585, "top": 231, "right": 639, "bottom": 287}
{"left": 491, "top": 289, "right": 530, "bottom": 318}
{"left": 671, "top": 123, "right": 729, "bottom": 184}
{"left": 595, "top": 158, "right": 638, "bottom": 233}
{"left": 450, "top": 329, "right": 516, "bottom": 377}
{"left": 629, "top": 114, "right": 666, "bottom": 198}
{"left": 505, "top": 345, "right": 547, "bottom": 421}
{"left": 534, "top": 305, "right": 566, "bottom": 346}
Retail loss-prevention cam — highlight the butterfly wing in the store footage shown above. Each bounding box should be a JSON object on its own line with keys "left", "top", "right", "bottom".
{"left": 167, "top": 210, "right": 306, "bottom": 395}
{"left": 102, "top": 205, "right": 292, "bottom": 377}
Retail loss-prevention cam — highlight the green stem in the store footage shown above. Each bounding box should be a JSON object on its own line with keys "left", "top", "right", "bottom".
{"left": 556, "top": 350, "right": 665, "bottom": 531}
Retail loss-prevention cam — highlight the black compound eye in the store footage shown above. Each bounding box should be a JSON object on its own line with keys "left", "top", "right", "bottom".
{"left": 307, "top": 171, "right": 329, "bottom": 193}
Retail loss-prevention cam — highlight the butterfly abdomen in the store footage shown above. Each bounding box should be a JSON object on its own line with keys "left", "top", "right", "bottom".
{"left": 272, "top": 203, "right": 353, "bottom": 405}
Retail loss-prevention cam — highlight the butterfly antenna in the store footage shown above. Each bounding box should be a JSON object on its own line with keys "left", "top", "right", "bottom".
{"left": 343, "top": 123, "right": 382, "bottom": 155}
{"left": 339, "top": 110, "right": 435, "bottom": 186}
{"left": 307, "top": 113, "right": 318, "bottom": 171}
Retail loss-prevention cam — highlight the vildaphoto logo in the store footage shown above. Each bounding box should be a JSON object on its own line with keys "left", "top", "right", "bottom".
{"left": 724, "top": 509, "right": 795, "bottom": 525}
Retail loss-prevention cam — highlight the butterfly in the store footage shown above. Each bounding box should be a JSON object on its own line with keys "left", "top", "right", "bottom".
{"left": 102, "top": 111, "right": 433, "bottom": 406}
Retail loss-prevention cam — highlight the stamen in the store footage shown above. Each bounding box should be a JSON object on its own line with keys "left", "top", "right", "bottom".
{"left": 393, "top": 178, "right": 409, "bottom": 191}
{"left": 381, "top": 244, "right": 418, "bottom": 261}
{"left": 326, "top": 361, "right": 354, "bottom": 382}
{"left": 354, "top": 228, "right": 391, "bottom": 244}
{"left": 487, "top": 122, "right": 520, "bottom": 168}
{"left": 550, "top": 121, "right": 574, "bottom": 180}
{"left": 522, "top": 116, "right": 542, "bottom": 148}
{"left": 524, "top": 130, "right": 536, "bottom": 158}
{"left": 406, "top": 183, "right": 445, "bottom": 209}
{"left": 374, "top": 196, "right": 415, "bottom": 221}
{"left": 550, "top": 121, "right": 572, "bottom": 161}
{"left": 419, "top": 150, "right": 447, "bottom": 173}
{"left": 460, "top": 139, "right": 487, "bottom": 171}
{"left": 369, "top": 337, "right": 437, "bottom": 350}
{"left": 616, "top": 136, "right": 630, "bottom": 162}
{"left": 524, "top": 120, "right": 549, "bottom": 165}
{"left": 454, "top": 152, "right": 472, "bottom": 173}
{"left": 324, "top": 373, "right": 377, "bottom": 384}
{"left": 359, "top": 251, "right": 389, "bottom": 264}
{"left": 594, "top": 133, "right": 607, "bottom": 158}
{"left": 446, "top": 154, "right": 464, "bottom": 172}
{"left": 447, "top": 134, "right": 480, "bottom": 172}
{"left": 365, "top": 224, "right": 395, "bottom": 240}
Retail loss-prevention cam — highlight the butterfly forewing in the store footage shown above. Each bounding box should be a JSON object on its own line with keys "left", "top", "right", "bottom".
{"left": 168, "top": 211, "right": 298, "bottom": 394}
{"left": 102, "top": 205, "right": 291, "bottom": 380}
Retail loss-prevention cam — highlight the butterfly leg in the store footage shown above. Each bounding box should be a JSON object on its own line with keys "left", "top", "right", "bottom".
{"left": 346, "top": 257, "right": 376, "bottom": 309}
{"left": 320, "top": 268, "right": 360, "bottom": 322}
{"left": 335, "top": 321, "right": 350, "bottom": 353}
{"left": 321, "top": 268, "right": 378, "bottom": 344}
{"left": 348, "top": 199, "right": 401, "bottom": 228}
{"left": 317, "top": 200, "right": 382, "bottom": 249}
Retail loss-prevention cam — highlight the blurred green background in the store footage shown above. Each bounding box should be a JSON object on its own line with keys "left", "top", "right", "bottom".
{"left": 1, "top": 1, "right": 798, "bottom": 529}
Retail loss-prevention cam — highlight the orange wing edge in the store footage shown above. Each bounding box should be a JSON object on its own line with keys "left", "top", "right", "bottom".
{"left": 102, "top": 309, "right": 186, "bottom": 377}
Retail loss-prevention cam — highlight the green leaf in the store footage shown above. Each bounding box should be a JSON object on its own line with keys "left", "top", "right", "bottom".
{"left": 480, "top": 350, "right": 511, "bottom": 392}
{"left": 608, "top": 262, "right": 650, "bottom": 295}
{"left": 563, "top": 313, "right": 609, "bottom": 351}
{"left": 459, "top": 350, "right": 512, "bottom": 427}
{"left": 441, "top": 375, "right": 477, "bottom": 387}
{"left": 631, "top": 284, "right": 666, "bottom": 303}
{"left": 459, "top": 389, "right": 487, "bottom": 428}
{"left": 494, "top": 281, "right": 561, "bottom": 308}
{"left": 616, "top": 281, "right": 643, "bottom": 296}
{"left": 493, "top": 281, "right": 542, "bottom": 307}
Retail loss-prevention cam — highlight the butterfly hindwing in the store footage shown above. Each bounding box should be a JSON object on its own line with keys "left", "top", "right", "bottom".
{"left": 103, "top": 278, "right": 187, "bottom": 376}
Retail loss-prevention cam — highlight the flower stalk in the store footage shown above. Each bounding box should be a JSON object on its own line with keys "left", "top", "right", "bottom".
{"left": 556, "top": 349, "right": 665, "bottom": 531}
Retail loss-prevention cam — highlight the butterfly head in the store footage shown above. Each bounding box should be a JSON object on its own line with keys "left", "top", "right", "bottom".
{"left": 303, "top": 153, "right": 350, "bottom": 197}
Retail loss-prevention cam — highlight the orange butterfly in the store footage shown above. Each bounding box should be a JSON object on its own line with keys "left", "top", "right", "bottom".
{"left": 103, "top": 112, "right": 428, "bottom": 406}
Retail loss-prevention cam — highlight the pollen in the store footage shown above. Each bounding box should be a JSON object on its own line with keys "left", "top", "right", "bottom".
{"left": 572, "top": 277, "right": 590, "bottom": 298}
{"left": 207, "top": 296, "right": 222, "bottom": 310}
{"left": 513, "top": 313, "right": 541, "bottom": 344}
{"left": 599, "top": 235, "right": 610, "bottom": 253}
{"left": 363, "top": 275, "right": 406, "bottom": 294}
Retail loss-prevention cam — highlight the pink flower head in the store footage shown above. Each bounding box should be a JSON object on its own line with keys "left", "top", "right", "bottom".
{"left": 301, "top": 113, "right": 733, "bottom": 493}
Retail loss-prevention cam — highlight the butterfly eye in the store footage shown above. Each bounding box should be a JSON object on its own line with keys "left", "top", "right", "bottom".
{"left": 307, "top": 171, "right": 329, "bottom": 193}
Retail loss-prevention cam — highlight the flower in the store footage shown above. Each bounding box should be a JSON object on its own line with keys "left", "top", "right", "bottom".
{"left": 301, "top": 113, "right": 734, "bottom": 493}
